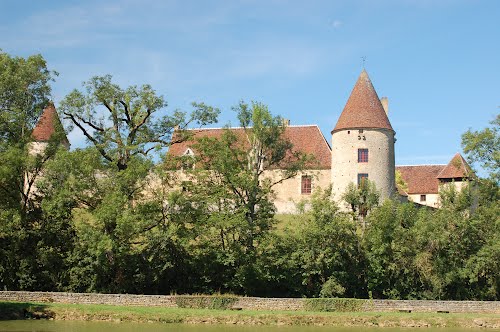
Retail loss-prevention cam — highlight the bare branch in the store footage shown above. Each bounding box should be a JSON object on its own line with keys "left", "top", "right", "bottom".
{"left": 64, "top": 112, "right": 113, "bottom": 163}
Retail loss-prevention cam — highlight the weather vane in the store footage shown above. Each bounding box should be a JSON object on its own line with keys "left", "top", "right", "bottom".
{"left": 361, "top": 56, "right": 366, "bottom": 68}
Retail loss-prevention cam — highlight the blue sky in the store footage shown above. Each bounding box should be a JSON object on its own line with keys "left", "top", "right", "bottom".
{"left": 1, "top": 0, "right": 498, "bottom": 168}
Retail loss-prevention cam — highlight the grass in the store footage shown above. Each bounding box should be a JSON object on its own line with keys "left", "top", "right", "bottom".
{"left": 1, "top": 301, "right": 499, "bottom": 328}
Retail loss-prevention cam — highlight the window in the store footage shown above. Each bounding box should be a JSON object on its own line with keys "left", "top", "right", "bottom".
{"left": 358, "top": 148, "right": 368, "bottom": 163}
{"left": 301, "top": 175, "right": 312, "bottom": 194}
{"left": 420, "top": 194, "right": 426, "bottom": 202}
{"left": 357, "top": 173, "right": 368, "bottom": 186}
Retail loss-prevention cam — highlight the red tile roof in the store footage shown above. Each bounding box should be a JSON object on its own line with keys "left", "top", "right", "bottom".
{"left": 32, "top": 103, "right": 68, "bottom": 144}
{"left": 333, "top": 70, "right": 394, "bottom": 133}
{"left": 396, "top": 165, "right": 445, "bottom": 194}
{"left": 167, "top": 125, "right": 332, "bottom": 169}
{"left": 437, "top": 153, "right": 474, "bottom": 179}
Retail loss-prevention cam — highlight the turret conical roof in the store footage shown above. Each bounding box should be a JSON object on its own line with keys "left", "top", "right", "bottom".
{"left": 32, "top": 103, "right": 69, "bottom": 145}
{"left": 437, "top": 153, "right": 474, "bottom": 179}
{"left": 333, "top": 70, "right": 394, "bottom": 133}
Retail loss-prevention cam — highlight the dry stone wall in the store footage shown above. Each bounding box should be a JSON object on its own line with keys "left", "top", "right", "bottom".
{"left": 1, "top": 291, "right": 498, "bottom": 313}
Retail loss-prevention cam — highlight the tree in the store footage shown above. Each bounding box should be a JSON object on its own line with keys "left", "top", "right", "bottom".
{"left": 174, "top": 101, "right": 311, "bottom": 294}
{"left": 191, "top": 101, "right": 310, "bottom": 250}
{"left": 293, "top": 186, "right": 365, "bottom": 298}
{"left": 0, "top": 50, "right": 56, "bottom": 142}
{"left": 342, "top": 179, "right": 380, "bottom": 235}
{"left": 60, "top": 75, "right": 219, "bottom": 170}
{"left": 364, "top": 200, "right": 424, "bottom": 299}
{"left": 462, "top": 113, "right": 500, "bottom": 182}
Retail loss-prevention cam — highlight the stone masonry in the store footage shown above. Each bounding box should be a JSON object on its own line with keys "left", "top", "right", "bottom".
{"left": 1, "top": 291, "right": 499, "bottom": 313}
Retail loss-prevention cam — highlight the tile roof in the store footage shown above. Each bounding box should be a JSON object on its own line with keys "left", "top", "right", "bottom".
{"left": 396, "top": 165, "right": 445, "bottom": 194}
{"left": 437, "top": 153, "right": 474, "bottom": 179}
{"left": 333, "top": 70, "right": 394, "bottom": 133}
{"left": 167, "top": 125, "right": 332, "bottom": 169}
{"left": 32, "top": 103, "right": 68, "bottom": 144}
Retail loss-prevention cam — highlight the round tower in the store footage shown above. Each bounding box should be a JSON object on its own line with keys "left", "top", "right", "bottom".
{"left": 331, "top": 70, "right": 396, "bottom": 204}
{"left": 30, "top": 103, "right": 70, "bottom": 155}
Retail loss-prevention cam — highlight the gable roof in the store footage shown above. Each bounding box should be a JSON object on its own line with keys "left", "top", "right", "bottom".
{"left": 167, "top": 125, "right": 332, "bottom": 169}
{"left": 32, "top": 103, "right": 69, "bottom": 145}
{"left": 396, "top": 165, "right": 445, "bottom": 194}
{"left": 437, "top": 153, "right": 474, "bottom": 179}
{"left": 333, "top": 70, "right": 394, "bottom": 133}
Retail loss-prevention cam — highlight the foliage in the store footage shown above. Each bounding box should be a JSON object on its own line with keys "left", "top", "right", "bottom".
{"left": 60, "top": 75, "right": 219, "bottom": 170}
{"left": 0, "top": 54, "right": 498, "bottom": 300}
{"left": 342, "top": 180, "right": 380, "bottom": 217}
{"left": 0, "top": 50, "right": 56, "bottom": 142}
{"left": 172, "top": 101, "right": 311, "bottom": 295}
{"left": 462, "top": 113, "right": 500, "bottom": 182}
{"left": 174, "top": 295, "right": 238, "bottom": 310}
{"left": 395, "top": 170, "right": 408, "bottom": 193}
{"left": 303, "top": 298, "right": 365, "bottom": 312}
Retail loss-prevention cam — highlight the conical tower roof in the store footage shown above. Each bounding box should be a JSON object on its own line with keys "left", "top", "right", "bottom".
{"left": 32, "top": 103, "right": 69, "bottom": 145}
{"left": 437, "top": 153, "right": 474, "bottom": 179}
{"left": 333, "top": 70, "right": 394, "bottom": 133}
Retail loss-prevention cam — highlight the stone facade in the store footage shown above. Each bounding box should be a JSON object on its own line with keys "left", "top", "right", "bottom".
{"left": 270, "top": 169, "right": 331, "bottom": 213}
{"left": 1, "top": 291, "right": 499, "bottom": 313}
{"left": 331, "top": 128, "right": 396, "bottom": 204}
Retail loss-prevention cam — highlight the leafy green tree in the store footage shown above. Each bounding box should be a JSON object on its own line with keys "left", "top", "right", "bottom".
{"left": 462, "top": 113, "right": 499, "bottom": 182}
{"left": 0, "top": 51, "right": 64, "bottom": 291}
{"left": 60, "top": 75, "right": 219, "bottom": 170}
{"left": 0, "top": 50, "right": 56, "bottom": 142}
{"left": 292, "top": 186, "right": 365, "bottom": 298}
{"left": 191, "top": 101, "right": 310, "bottom": 251}
{"left": 342, "top": 179, "right": 380, "bottom": 234}
{"left": 175, "top": 101, "right": 310, "bottom": 294}
{"left": 364, "top": 199, "right": 422, "bottom": 299}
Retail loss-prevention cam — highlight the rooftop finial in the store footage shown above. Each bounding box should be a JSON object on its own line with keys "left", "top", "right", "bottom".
{"left": 361, "top": 56, "right": 366, "bottom": 69}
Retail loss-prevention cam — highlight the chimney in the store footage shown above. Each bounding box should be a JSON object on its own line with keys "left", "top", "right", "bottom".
{"left": 380, "top": 97, "right": 389, "bottom": 115}
{"left": 282, "top": 118, "right": 290, "bottom": 126}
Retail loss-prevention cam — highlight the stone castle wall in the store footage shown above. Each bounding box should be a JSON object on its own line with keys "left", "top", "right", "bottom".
{"left": 1, "top": 291, "right": 498, "bottom": 313}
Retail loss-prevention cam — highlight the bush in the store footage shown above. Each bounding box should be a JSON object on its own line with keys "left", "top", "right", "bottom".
{"left": 174, "top": 295, "right": 238, "bottom": 310}
{"left": 304, "top": 298, "right": 366, "bottom": 312}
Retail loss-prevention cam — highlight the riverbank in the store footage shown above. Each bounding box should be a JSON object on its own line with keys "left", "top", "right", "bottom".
{"left": 1, "top": 301, "right": 499, "bottom": 328}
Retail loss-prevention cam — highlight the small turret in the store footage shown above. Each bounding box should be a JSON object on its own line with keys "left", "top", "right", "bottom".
{"left": 437, "top": 153, "right": 474, "bottom": 181}
{"left": 31, "top": 103, "right": 70, "bottom": 153}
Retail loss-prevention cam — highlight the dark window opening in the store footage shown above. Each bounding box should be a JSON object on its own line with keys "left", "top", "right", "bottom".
{"left": 357, "top": 173, "right": 368, "bottom": 186}
{"left": 301, "top": 175, "right": 312, "bottom": 194}
{"left": 358, "top": 148, "right": 368, "bottom": 163}
{"left": 420, "top": 194, "right": 426, "bottom": 202}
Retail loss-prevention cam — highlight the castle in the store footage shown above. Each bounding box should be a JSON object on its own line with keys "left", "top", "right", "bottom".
{"left": 167, "top": 70, "right": 473, "bottom": 212}
{"left": 31, "top": 70, "right": 473, "bottom": 212}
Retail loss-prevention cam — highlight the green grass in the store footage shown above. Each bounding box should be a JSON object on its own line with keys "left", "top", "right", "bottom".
{"left": 1, "top": 301, "right": 499, "bottom": 328}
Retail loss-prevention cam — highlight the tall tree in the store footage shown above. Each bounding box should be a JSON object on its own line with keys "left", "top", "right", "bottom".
{"left": 173, "top": 101, "right": 310, "bottom": 294}
{"left": 60, "top": 75, "right": 219, "bottom": 170}
{"left": 0, "top": 50, "right": 56, "bottom": 142}
{"left": 192, "top": 101, "right": 310, "bottom": 250}
{"left": 462, "top": 113, "right": 500, "bottom": 182}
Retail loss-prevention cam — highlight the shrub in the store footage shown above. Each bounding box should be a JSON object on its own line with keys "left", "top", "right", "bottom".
{"left": 174, "top": 295, "right": 238, "bottom": 310}
{"left": 304, "top": 298, "right": 366, "bottom": 312}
